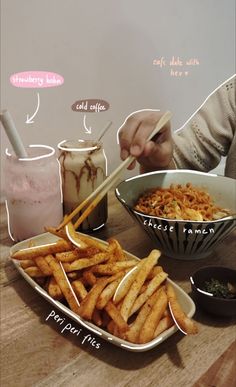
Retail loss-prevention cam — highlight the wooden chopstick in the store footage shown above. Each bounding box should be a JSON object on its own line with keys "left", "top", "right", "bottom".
{"left": 57, "top": 111, "right": 172, "bottom": 230}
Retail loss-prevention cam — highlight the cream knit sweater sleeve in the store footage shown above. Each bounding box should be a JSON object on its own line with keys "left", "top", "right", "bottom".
{"left": 173, "top": 75, "right": 236, "bottom": 179}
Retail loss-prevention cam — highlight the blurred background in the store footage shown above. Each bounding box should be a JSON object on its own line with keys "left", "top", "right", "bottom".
{"left": 1, "top": 0, "right": 235, "bottom": 199}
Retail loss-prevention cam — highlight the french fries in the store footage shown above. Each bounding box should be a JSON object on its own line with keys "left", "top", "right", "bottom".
{"left": 129, "top": 271, "right": 168, "bottom": 316}
{"left": 35, "top": 256, "right": 53, "bottom": 276}
{"left": 154, "top": 314, "right": 174, "bottom": 338}
{"left": 78, "top": 271, "right": 125, "bottom": 320}
{"left": 107, "top": 238, "right": 127, "bottom": 262}
{"left": 20, "top": 259, "right": 35, "bottom": 269}
{"left": 120, "top": 250, "right": 161, "bottom": 322}
{"left": 55, "top": 247, "right": 100, "bottom": 262}
{"left": 90, "top": 260, "right": 137, "bottom": 275}
{"left": 12, "top": 239, "right": 72, "bottom": 260}
{"left": 11, "top": 231, "right": 198, "bottom": 344}
{"left": 24, "top": 266, "right": 47, "bottom": 277}
{"left": 62, "top": 252, "right": 110, "bottom": 272}
{"left": 125, "top": 288, "right": 163, "bottom": 344}
{"left": 72, "top": 280, "right": 88, "bottom": 301}
{"left": 139, "top": 288, "right": 168, "bottom": 344}
{"left": 166, "top": 283, "right": 198, "bottom": 335}
{"left": 104, "top": 301, "right": 129, "bottom": 333}
{"left": 45, "top": 254, "right": 80, "bottom": 315}
{"left": 97, "top": 277, "right": 123, "bottom": 309}
{"left": 47, "top": 276, "right": 64, "bottom": 300}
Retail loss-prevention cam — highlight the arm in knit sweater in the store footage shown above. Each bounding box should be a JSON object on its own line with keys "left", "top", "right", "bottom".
{"left": 173, "top": 75, "right": 235, "bottom": 177}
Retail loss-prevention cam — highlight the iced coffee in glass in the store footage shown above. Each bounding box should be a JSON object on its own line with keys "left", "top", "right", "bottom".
{"left": 58, "top": 139, "right": 108, "bottom": 231}
{"left": 4, "top": 144, "right": 63, "bottom": 241}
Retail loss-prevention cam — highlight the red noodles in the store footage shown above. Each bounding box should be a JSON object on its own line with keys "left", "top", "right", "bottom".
{"left": 134, "top": 183, "right": 230, "bottom": 221}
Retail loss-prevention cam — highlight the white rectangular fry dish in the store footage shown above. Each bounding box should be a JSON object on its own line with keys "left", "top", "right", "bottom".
{"left": 10, "top": 232, "right": 196, "bottom": 352}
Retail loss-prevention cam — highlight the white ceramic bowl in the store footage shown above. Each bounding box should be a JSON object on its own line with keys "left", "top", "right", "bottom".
{"left": 115, "top": 170, "right": 236, "bottom": 260}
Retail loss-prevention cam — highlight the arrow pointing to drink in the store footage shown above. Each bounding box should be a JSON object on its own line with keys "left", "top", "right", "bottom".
{"left": 26, "top": 92, "right": 40, "bottom": 124}
{"left": 83, "top": 114, "right": 92, "bottom": 134}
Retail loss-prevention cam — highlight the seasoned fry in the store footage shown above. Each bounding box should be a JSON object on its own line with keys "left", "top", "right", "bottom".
{"left": 67, "top": 271, "right": 80, "bottom": 280}
{"left": 125, "top": 288, "right": 163, "bottom": 343}
{"left": 78, "top": 234, "right": 108, "bottom": 252}
{"left": 78, "top": 278, "right": 109, "bottom": 320}
{"left": 147, "top": 266, "right": 163, "bottom": 279}
{"left": 154, "top": 314, "right": 174, "bottom": 338}
{"left": 107, "top": 320, "right": 116, "bottom": 335}
{"left": 166, "top": 283, "right": 198, "bottom": 334}
{"left": 20, "top": 259, "right": 35, "bottom": 269}
{"left": 62, "top": 253, "right": 110, "bottom": 272}
{"left": 45, "top": 254, "right": 80, "bottom": 314}
{"left": 139, "top": 288, "right": 168, "bottom": 344}
{"left": 35, "top": 256, "right": 53, "bottom": 276}
{"left": 92, "top": 308, "right": 103, "bottom": 326}
{"left": 25, "top": 267, "right": 47, "bottom": 277}
{"left": 65, "top": 222, "right": 88, "bottom": 249}
{"left": 107, "top": 238, "right": 126, "bottom": 262}
{"left": 101, "top": 310, "right": 111, "bottom": 328}
{"left": 113, "top": 265, "right": 140, "bottom": 304}
{"left": 12, "top": 239, "right": 72, "bottom": 260}
{"left": 91, "top": 260, "right": 137, "bottom": 275}
{"left": 120, "top": 250, "right": 161, "bottom": 321}
{"left": 45, "top": 226, "right": 68, "bottom": 241}
{"left": 71, "top": 280, "right": 88, "bottom": 301}
{"left": 78, "top": 271, "right": 125, "bottom": 320}
{"left": 97, "top": 277, "right": 123, "bottom": 309}
{"left": 130, "top": 271, "right": 168, "bottom": 316}
{"left": 104, "top": 301, "right": 129, "bottom": 333}
{"left": 47, "top": 276, "right": 63, "bottom": 300}
{"left": 139, "top": 282, "right": 150, "bottom": 294}
{"left": 55, "top": 250, "right": 83, "bottom": 262}
{"left": 82, "top": 270, "right": 97, "bottom": 286}
{"left": 55, "top": 247, "right": 100, "bottom": 262}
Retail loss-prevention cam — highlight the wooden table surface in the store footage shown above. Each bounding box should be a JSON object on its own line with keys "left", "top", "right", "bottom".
{"left": 1, "top": 193, "right": 236, "bottom": 387}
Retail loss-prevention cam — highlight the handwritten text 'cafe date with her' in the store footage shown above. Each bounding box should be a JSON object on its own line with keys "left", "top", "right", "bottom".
{"left": 153, "top": 56, "right": 200, "bottom": 77}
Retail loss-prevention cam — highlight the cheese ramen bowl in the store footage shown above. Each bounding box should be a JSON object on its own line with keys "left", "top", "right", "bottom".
{"left": 115, "top": 170, "right": 236, "bottom": 260}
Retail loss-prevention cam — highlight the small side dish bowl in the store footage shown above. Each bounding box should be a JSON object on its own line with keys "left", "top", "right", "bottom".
{"left": 190, "top": 266, "right": 236, "bottom": 317}
{"left": 115, "top": 170, "right": 236, "bottom": 260}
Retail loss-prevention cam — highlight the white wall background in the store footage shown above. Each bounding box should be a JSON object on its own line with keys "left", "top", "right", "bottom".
{"left": 1, "top": 0, "right": 235, "bottom": 198}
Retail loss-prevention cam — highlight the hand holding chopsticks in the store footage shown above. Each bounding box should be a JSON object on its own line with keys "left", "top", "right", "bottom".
{"left": 57, "top": 111, "right": 172, "bottom": 231}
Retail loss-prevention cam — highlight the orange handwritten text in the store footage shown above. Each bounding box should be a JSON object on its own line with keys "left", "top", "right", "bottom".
{"left": 153, "top": 56, "right": 200, "bottom": 77}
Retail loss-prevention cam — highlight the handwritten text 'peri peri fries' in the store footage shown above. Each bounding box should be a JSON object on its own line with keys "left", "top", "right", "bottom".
{"left": 46, "top": 310, "right": 101, "bottom": 349}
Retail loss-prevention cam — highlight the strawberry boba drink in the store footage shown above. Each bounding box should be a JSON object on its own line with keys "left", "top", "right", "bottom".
{"left": 4, "top": 144, "right": 63, "bottom": 241}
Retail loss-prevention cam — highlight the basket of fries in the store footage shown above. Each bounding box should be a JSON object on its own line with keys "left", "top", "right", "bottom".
{"left": 10, "top": 231, "right": 197, "bottom": 351}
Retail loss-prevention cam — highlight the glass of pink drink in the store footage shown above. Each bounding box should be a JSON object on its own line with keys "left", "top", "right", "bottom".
{"left": 4, "top": 144, "right": 63, "bottom": 241}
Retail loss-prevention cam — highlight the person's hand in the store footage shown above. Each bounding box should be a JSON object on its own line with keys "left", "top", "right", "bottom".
{"left": 118, "top": 110, "right": 174, "bottom": 172}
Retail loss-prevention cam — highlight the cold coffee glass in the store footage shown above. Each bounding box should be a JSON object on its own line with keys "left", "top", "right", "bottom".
{"left": 58, "top": 139, "right": 108, "bottom": 231}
